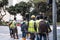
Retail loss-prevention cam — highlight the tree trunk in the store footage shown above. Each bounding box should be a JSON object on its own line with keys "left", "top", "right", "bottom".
{"left": 0, "top": 6, "right": 6, "bottom": 21}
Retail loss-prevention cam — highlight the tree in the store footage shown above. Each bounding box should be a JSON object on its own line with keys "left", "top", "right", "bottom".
{"left": 0, "top": 0, "right": 8, "bottom": 22}
{"left": 16, "top": 1, "right": 27, "bottom": 17}
{"left": 15, "top": 1, "right": 32, "bottom": 17}
{"left": 0, "top": 1, "right": 3, "bottom": 7}
{"left": 2, "top": 0, "right": 8, "bottom": 6}
{"left": 7, "top": 1, "right": 32, "bottom": 18}
{"left": 35, "top": 2, "right": 47, "bottom": 13}
{"left": 0, "top": 0, "right": 8, "bottom": 10}
{"left": 31, "top": 8, "right": 39, "bottom": 16}
{"left": 57, "top": 2, "right": 60, "bottom": 22}
{"left": 2, "top": 0, "right": 8, "bottom": 12}
{"left": 7, "top": 6, "right": 17, "bottom": 15}
{"left": 48, "top": 0, "right": 52, "bottom": 4}
{"left": 0, "top": 11, "right": 6, "bottom": 21}
{"left": 26, "top": 2, "right": 32, "bottom": 12}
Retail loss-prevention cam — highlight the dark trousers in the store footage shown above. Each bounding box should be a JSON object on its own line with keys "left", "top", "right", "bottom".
{"left": 36, "top": 33, "right": 40, "bottom": 40}
{"left": 39, "top": 33, "right": 47, "bottom": 40}
{"left": 9, "top": 27, "right": 18, "bottom": 39}
{"left": 9, "top": 28, "right": 13, "bottom": 37}
{"left": 22, "top": 32, "right": 26, "bottom": 38}
{"left": 13, "top": 27, "right": 18, "bottom": 39}
{"left": 30, "top": 33, "right": 35, "bottom": 40}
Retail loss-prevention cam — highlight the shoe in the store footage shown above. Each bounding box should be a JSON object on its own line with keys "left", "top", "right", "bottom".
{"left": 22, "top": 38, "right": 26, "bottom": 40}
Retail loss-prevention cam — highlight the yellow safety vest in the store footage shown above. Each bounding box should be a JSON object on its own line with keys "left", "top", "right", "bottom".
{"left": 10, "top": 21, "right": 16, "bottom": 28}
{"left": 28, "top": 20, "right": 36, "bottom": 33}
{"left": 36, "top": 20, "right": 40, "bottom": 33}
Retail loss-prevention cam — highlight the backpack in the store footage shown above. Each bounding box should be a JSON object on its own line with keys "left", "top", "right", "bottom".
{"left": 38, "top": 20, "right": 48, "bottom": 33}
{"left": 21, "top": 22, "right": 28, "bottom": 32}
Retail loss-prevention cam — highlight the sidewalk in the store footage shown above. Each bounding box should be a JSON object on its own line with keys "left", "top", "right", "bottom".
{"left": 0, "top": 26, "right": 60, "bottom": 40}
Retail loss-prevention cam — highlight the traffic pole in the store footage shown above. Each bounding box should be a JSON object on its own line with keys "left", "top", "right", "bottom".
{"left": 52, "top": 0, "right": 57, "bottom": 40}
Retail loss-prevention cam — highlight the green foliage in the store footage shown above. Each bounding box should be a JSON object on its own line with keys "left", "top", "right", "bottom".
{"left": 26, "top": 2, "right": 32, "bottom": 12}
{"left": 15, "top": 2, "right": 28, "bottom": 16}
{"left": 0, "top": 1, "right": 3, "bottom": 7}
{"left": 33, "top": 0, "right": 42, "bottom": 3}
{"left": 2, "top": 0, "right": 8, "bottom": 6}
{"left": 33, "top": 0, "right": 47, "bottom": 3}
{"left": 27, "top": 2, "right": 32, "bottom": 8}
{"left": 31, "top": 9, "right": 39, "bottom": 16}
{"left": 37, "top": 2, "right": 47, "bottom": 13}
{"left": 0, "top": 0, "right": 8, "bottom": 7}
{"left": 12, "top": 2, "right": 30, "bottom": 15}
{"left": 57, "top": 2, "right": 60, "bottom": 22}
{"left": 7, "top": 6, "right": 17, "bottom": 15}
{"left": 0, "top": 21, "right": 8, "bottom": 26}
{"left": 5, "top": 1, "right": 60, "bottom": 22}
{"left": 7, "top": 1, "right": 32, "bottom": 17}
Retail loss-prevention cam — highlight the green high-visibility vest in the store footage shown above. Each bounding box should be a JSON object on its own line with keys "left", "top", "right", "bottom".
{"left": 36, "top": 20, "right": 40, "bottom": 33}
{"left": 28, "top": 20, "right": 36, "bottom": 33}
{"left": 10, "top": 21, "right": 16, "bottom": 28}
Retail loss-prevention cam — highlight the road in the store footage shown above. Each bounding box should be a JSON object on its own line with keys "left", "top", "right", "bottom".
{"left": 0, "top": 26, "right": 60, "bottom": 40}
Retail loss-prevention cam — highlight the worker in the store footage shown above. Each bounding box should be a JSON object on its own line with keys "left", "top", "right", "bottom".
{"left": 35, "top": 15, "right": 40, "bottom": 40}
{"left": 21, "top": 17, "right": 28, "bottom": 40}
{"left": 28, "top": 15, "right": 37, "bottom": 40}
{"left": 44, "top": 16, "right": 52, "bottom": 40}
{"left": 8, "top": 20, "right": 14, "bottom": 38}
{"left": 9, "top": 17, "right": 18, "bottom": 39}
{"left": 38, "top": 16, "right": 51, "bottom": 40}
{"left": 13, "top": 17, "right": 19, "bottom": 39}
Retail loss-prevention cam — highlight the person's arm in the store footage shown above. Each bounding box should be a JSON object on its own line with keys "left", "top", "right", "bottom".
{"left": 34, "top": 22, "right": 37, "bottom": 31}
{"left": 26, "top": 22, "right": 28, "bottom": 31}
{"left": 47, "top": 21, "right": 52, "bottom": 33}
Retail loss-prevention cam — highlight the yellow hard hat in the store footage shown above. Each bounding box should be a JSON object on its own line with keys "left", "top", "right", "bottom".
{"left": 31, "top": 15, "right": 35, "bottom": 18}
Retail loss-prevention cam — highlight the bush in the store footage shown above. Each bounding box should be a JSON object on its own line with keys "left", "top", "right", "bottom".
{"left": 0, "top": 21, "right": 7, "bottom": 26}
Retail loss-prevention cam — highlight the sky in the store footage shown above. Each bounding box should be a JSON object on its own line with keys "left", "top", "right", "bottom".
{"left": 8, "top": 0, "right": 29, "bottom": 6}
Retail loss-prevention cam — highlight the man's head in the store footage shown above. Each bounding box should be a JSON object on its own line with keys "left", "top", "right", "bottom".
{"left": 44, "top": 16, "right": 47, "bottom": 20}
{"left": 40, "top": 16, "right": 43, "bottom": 19}
{"left": 23, "top": 17, "right": 26, "bottom": 21}
{"left": 31, "top": 15, "right": 35, "bottom": 20}
{"left": 36, "top": 15, "right": 40, "bottom": 20}
{"left": 14, "top": 17, "right": 16, "bottom": 20}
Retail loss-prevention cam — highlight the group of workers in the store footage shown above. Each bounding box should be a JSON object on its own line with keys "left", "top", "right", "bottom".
{"left": 8, "top": 14, "right": 52, "bottom": 40}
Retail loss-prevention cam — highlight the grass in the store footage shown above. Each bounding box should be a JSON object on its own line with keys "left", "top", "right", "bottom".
{"left": 57, "top": 22, "right": 60, "bottom": 25}
{"left": 33, "top": 0, "right": 47, "bottom": 3}
{"left": 0, "top": 21, "right": 7, "bottom": 26}
{"left": 50, "top": 22, "right": 60, "bottom": 25}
